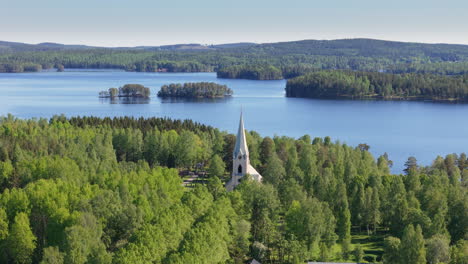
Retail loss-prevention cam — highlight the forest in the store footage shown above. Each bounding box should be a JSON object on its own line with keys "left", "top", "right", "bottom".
{"left": 217, "top": 65, "right": 283, "bottom": 80}
{"left": 1, "top": 39, "right": 468, "bottom": 77}
{"left": 0, "top": 115, "right": 466, "bottom": 264}
{"left": 99, "top": 84, "right": 151, "bottom": 98}
{"left": 285, "top": 70, "right": 468, "bottom": 101}
{"left": 157, "top": 82, "right": 233, "bottom": 98}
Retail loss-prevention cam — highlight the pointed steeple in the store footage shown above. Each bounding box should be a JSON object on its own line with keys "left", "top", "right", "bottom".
{"left": 233, "top": 112, "right": 249, "bottom": 158}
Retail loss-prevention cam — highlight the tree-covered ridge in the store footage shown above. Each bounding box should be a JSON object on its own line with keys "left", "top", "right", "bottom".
{"left": 157, "top": 82, "right": 233, "bottom": 98}
{"left": 0, "top": 115, "right": 466, "bottom": 263}
{"left": 99, "top": 84, "right": 151, "bottom": 98}
{"left": 0, "top": 38, "right": 467, "bottom": 75}
{"left": 217, "top": 65, "right": 283, "bottom": 80}
{"left": 286, "top": 70, "right": 468, "bottom": 101}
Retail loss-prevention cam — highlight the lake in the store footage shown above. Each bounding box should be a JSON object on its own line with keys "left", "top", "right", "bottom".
{"left": 1, "top": 69, "right": 467, "bottom": 173}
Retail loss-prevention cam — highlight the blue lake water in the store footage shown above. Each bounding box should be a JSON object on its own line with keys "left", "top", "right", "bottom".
{"left": 1, "top": 69, "right": 467, "bottom": 173}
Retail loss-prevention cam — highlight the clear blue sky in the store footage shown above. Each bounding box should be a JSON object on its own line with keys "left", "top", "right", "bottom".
{"left": 1, "top": 0, "right": 467, "bottom": 46}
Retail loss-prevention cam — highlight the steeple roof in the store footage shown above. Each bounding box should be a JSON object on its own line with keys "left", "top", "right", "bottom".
{"left": 233, "top": 112, "right": 249, "bottom": 158}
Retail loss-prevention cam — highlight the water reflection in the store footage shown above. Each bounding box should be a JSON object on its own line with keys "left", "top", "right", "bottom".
{"left": 99, "top": 97, "right": 150, "bottom": 104}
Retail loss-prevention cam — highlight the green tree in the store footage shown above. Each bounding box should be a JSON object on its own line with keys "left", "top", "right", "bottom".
{"left": 335, "top": 183, "right": 351, "bottom": 241}
{"left": 383, "top": 236, "right": 401, "bottom": 264}
{"left": 353, "top": 244, "right": 364, "bottom": 263}
{"left": 426, "top": 234, "right": 450, "bottom": 264}
{"left": 263, "top": 153, "right": 285, "bottom": 187}
{"left": 40, "top": 246, "right": 64, "bottom": 264}
{"left": 400, "top": 225, "right": 426, "bottom": 264}
{"left": 7, "top": 212, "right": 36, "bottom": 264}
{"left": 208, "top": 154, "right": 225, "bottom": 179}
{"left": 0, "top": 208, "right": 8, "bottom": 241}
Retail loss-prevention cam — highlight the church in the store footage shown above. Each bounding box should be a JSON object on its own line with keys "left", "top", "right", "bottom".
{"left": 226, "top": 113, "right": 262, "bottom": 191}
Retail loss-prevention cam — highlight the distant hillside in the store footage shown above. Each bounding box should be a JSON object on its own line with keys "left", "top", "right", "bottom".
{"left": 226, "top": 38, "right": 468, "bottom": 61}
{"left": 0, "top": 38, "right": 467, "bottom": 75}
{"left": 0, "top": 41, "right": 96, "bottom": 53}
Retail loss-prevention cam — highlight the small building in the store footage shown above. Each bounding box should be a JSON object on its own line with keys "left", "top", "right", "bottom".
{"left": 226, "top": 112, "right": 262, "bottom": 191}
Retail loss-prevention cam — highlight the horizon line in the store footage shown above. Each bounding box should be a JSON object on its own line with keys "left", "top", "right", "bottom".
{"left": 2, "top": 37, "right": 468, "bottom": 49}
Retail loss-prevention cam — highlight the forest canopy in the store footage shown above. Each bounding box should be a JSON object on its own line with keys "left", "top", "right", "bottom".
{"left": 99, "top": 84, "right": 151, "bottom": 98}
{"left": 157, "top": 82, "right": 233, "bottom": 98}
{"left": 1, "top": 38, "right": 468, "bottom": 76}
{"left": 286, "top": 70, "right": 468, "bottom": 101}
{"left": 0, "top": 115, "right": 466, "bottom": 263}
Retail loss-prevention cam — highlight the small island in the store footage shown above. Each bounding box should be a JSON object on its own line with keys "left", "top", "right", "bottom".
{"left": 99, "top": 84, "right": 151, "bottom": 98}
{"left": 157, "top": 82, "right": 233, "bottom": 98}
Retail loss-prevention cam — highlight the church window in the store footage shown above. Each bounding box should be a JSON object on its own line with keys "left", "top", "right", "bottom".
{"left": 238, "top": 164, "right": 242, "bottom": 174}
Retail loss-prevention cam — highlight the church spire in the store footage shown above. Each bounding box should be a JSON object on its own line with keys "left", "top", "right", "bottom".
{"left": 233, "top": 111, "right": 249, "bottom": 158}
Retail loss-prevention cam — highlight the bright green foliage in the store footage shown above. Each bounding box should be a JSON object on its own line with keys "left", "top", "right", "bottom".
{"left": 0, "top": 208, "right": 8, "bottom": 240}
{"left": 40, "top": 247, "right": 64, "bottom": 264}
{"left": 0, "top": 116, "right": 466, "bottom": 263}
{"left": 208, "top": 154, "right": 225, "bottom": 179}
{"left": 334, "top": 183, "right": 351, "bottom": 241}
{"left": 400, "top": 225, "right": 426, "bottom": 264}
{"left": 0, "top": 160, "right": 13, "bottom": 185}
{"left": 7, "top": 212, "right": 36, "bottom": 264}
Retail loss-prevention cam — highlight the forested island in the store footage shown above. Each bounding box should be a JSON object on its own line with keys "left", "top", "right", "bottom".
{"left": 157, "top": 82, "right": 233, "bottom": 98}
{"left": 286, "top": 70, "right": 468, "bottom": 102}
{"left": 99, "top": 84, "right": 151, "bottom": 98}
{"left": 0, "top": 115, "right": 466, "bottom": 264}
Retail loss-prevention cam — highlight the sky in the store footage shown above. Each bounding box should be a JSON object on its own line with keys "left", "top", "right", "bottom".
{"left": 1, "top": 0, "right": 467, "bottom": 46}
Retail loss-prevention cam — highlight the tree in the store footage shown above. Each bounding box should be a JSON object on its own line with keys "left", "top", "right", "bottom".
{"left": 335, "top": 183, "right": 351, "bottom": 241}
{"left": 400, "top": 225, "right": 426, "bottom": 264}
{"left": 208, "top": 154, "right": 225, "bottom": 179}
{"left": 7, "top": 212, "right": 36, "bottom": 264}
{"left": 383, "top": 236, "right": 401, "bottom": 264}
{"left": 353, "top": 244, "right": 364, "bottom": 263}
{"left": 207, "top": 176, "right": 225, "bottom": 200}
{"left": 404, "top": 156, "right": 418, "bottom": 174}
{"left": 263, "top": 153, "right": 285, "bottom": 187}
{"left": 40, "top": 246, "right": 65, "bottom": 264}
{"left": 0, "top": 160, "right": 13, "bottom": 186}
{"left": 0, "top": 208, "right": 8, "bottom": 241}
{"left": 426, "top": 234, "right": 450, "bottom": 264}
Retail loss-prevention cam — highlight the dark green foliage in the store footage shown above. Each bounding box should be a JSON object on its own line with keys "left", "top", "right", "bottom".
{"left": 217, "top": 65, "right": 283, "bottom": 80}
{"left": 2, "top": 38, "right": 468, "bottom": 76}
{"left": 286, "top": 70, "right": 468, "bottom": 101}
{"left": 100, "top": 84, "right": 150, "bottom": 98}
{"left": 157, "top": 82, "right": 233, "bottom": 98}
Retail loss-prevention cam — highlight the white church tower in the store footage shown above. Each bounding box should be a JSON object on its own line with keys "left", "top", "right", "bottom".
{"left": 226, "top": 112, "right": 262, "bottom": 191}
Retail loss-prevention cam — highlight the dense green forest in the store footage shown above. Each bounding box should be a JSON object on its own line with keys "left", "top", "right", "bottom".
{"left": 157, "top": 82, "right": 233, "bottom": 98}
{"left": 1, "top": 39, "right": 468, "bottom": 77}
{"left": 217, "top": 65, "right": 283, "bottom": 80}
{"left": 0, "top": 115, "right": 466, "bottom": 263}
{"left": 286, "top": 70, "right": 468, "bottom": 101}
{"left": 99, "top": 84, "right": 151, "bottom": 98}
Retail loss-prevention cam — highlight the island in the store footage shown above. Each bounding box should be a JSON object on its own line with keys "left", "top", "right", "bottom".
{"left": 286, "top": 70, "right": 468, "bottom": 102}
{"left": 99, "top": 84, "right": 151, "bottom": 98}
{"left": 157, "top": 82, "right": 233, "bottom": 98}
